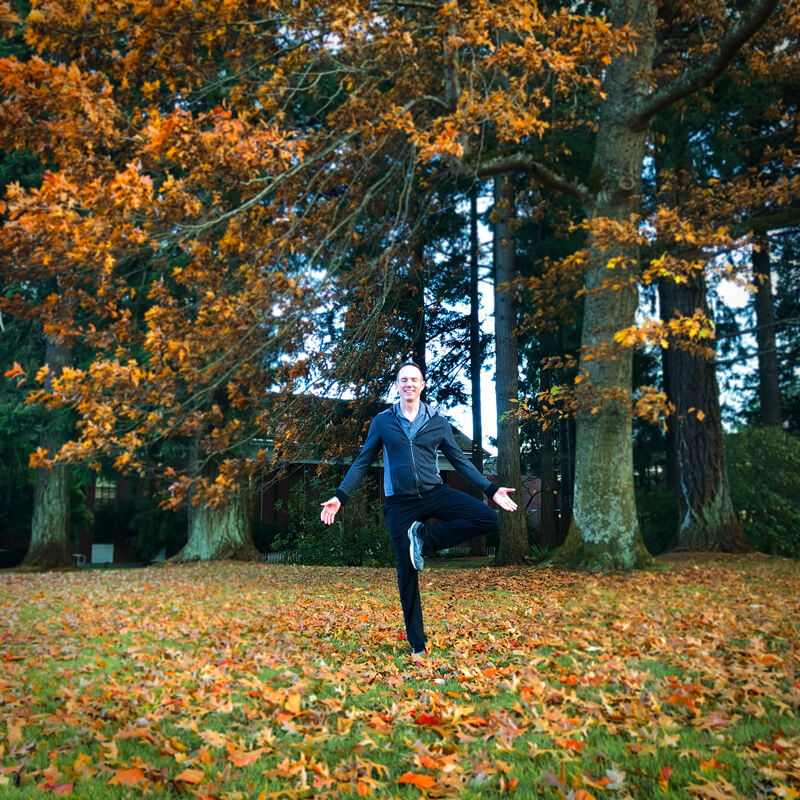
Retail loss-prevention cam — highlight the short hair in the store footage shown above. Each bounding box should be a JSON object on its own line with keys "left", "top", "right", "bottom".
{"left": 395, "top": 360, "right": 425, "bottom": 381}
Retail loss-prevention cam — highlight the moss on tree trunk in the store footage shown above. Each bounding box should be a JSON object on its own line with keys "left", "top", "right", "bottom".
{"left": 22, "top": 337, "right": 73, "bottom": 570}
{"left": 550, "top": 0, "right": 657, "bottom": 572}
{"left": 23, "top": 462, "right": 72, "bottom": 569}
{"left": 173, "top": 490, "right": 260, "bottom": 562}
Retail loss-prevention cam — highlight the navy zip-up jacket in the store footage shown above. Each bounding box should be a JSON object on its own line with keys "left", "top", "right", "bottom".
{"left": 334, "top": 402, "right": 499, "bottom": 503}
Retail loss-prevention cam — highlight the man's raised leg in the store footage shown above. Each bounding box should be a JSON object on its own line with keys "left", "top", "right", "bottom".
{"left": 420, "top": 485, "right": 498, "bottom": 552}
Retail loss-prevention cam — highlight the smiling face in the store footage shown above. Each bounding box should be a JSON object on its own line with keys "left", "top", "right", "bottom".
{"left": 396, "top": 364, "right": 425, "bottom": 404}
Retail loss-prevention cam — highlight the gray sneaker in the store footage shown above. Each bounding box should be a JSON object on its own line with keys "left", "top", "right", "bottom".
{"left": 408, "top": 521, "right": 425, "bottom": 570}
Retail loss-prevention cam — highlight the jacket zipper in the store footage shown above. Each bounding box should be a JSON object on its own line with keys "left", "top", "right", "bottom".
{"left": 394, "top": 407, "right": 435, "bottom": 497}
{"left": 410, "top": 416, "right": 434, "bottom": 497}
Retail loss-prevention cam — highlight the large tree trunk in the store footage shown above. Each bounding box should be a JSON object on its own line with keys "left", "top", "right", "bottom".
{"left": 553, "top": 0, "right": 655, "bottom": 571}
{"left": 176, "top": 489, "right": 259, "bottom": 562}
{"left": 173, "top": 445, "right": 259, "bottom": 562}
{"left": 752, "top": 235, "right": 783, "bottom": 427}
{"left": 23, "top": 337, "right": 73, "bottom": 569}
{"left": 659, "top": 272, "right": 750, "bottom": 552}
{"left": 468, "top": 185, "right": 486, "bottom": 556}
{"left": 492, "top": 174, "right": 528, "bottom": 565}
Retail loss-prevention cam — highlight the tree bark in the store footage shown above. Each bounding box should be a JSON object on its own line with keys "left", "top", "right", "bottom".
{"left": 553, "top": 0, "right": 656, "bottom": 571}
{"left": 173, "top": 444, "right": 260, "bottom": 562}
{"left": 176, "top": 489, "right": 259, "bottom": 562}
{"left": 659, "top": 272, "right": 751, "bottom": 552}
{"left": 660, "top": 330, "right": 680, "bottom": 491}
{"left": 469, "top": 185, "right": 484, "bottom": 475}
{"left": 752, "top": 235, "right": 783, "bottom": 427}
{"left": 412, "top": 241, "right": 427, "bottom": 375}
{"left": 539, "top": 365, "right": 558, "bottom": 549}
{"left": 492, "top": 174, "right": 528, "bottom": 565}
{"left": 468, "top": 185, "right": 486, "bottom": 556}
{"left": 559, "top": 416, "right": 575, "bottom": 538}
{"left": 23, "top": 337, "right": 73, "bottom": 569}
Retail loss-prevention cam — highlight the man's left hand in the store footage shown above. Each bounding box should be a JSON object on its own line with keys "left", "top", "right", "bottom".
{"left": 493, "top": 487, "right": 518, "bottom": 512}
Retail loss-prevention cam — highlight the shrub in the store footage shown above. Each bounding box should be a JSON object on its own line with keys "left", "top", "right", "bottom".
{"left": 252, "top": 520, "right": 282, "bottom": 554}
{"left": 127, "top": 499, "right": 188, "bottom": 563}
{"left": 725, "top": 427, "right": 800, "bottom": 558}
{"left": 273, "top": 471, "right": 393, "bottom": 567}
{"left": 636, "top": 486, "right": 679, "bottom": 556}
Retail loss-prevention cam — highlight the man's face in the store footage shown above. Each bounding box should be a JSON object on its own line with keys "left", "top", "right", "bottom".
{"left": 396, "top": 365, "right": 425, "bottom": 402}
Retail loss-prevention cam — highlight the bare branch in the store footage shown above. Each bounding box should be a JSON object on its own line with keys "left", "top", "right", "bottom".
{"left": 733, "top": 207, "right": 800, "bottom": 237}
{"left": 716, "top": 317, "right": 800, "bottom": 341}
{"left": 627, "top": 0, "right": 780, "bottom": 131}
{"left": 470, "top": 152, "right": 590, "bottom": 204}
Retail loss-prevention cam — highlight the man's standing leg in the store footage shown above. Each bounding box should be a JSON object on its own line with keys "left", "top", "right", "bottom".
{"left": 384, "top": 497, "right": 428, "bottom": 654}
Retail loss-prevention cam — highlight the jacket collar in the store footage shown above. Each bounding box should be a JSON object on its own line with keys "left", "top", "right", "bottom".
{"left": 392, "top": 400, "right": 435, "bottom": 423}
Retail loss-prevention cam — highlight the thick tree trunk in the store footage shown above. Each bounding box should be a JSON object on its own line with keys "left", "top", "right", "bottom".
{"left": 553, "top": 0, "right": 655, "bottom": 571}
{"left": 173, "top": 444, "right": 259, "bottom": 562}
{"left": 23, "top": 337, "right": 73, "bottom": 569}
{"left": 492, "top": 174, "right": 528, "bottom": 565}
{"left": 752, "top": 235, "right": 783, "bottom": 427}
{"left": 659, "top": 272, "right": 750, "bottom": 552}
{"left": 468, "top": 185, "right": 486, "bottom": 556}
{"left": 175, "top": 488, "right": 259, "bottom": 562}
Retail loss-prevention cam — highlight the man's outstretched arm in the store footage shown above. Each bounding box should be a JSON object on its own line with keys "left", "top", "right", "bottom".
{"left": 320, "top": 416, "right": 382, "bottom": 525}
{"left": 440, "top": 425, "right": 518, "bottom": 512}
{"left": 491, "top": 486, "right": 518, "bottom": 512}
{"left": 320, "top": 496, "right": 341, "bottom": 525}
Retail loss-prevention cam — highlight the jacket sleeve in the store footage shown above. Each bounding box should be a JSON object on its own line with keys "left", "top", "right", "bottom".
{"left": 335, "top": 416, "right": 383, "bottom": 503}
{"left": 439, "top": 422, "right": 498, "bottom": 499}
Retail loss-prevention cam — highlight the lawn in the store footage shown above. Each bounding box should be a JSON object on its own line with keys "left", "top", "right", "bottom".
{"left": 0, "top": 555, "right": 798, "bottom": 799}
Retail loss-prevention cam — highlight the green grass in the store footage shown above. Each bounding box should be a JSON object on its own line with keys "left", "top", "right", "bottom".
{"left": 0, "top": 556, "right": 798, "bottom": 798}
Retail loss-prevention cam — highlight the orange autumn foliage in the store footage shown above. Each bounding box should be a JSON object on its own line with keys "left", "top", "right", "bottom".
{"left": 0, "top": 0, "right": 797, "bottom": 526}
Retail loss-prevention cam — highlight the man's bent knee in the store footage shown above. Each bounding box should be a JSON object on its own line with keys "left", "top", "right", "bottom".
{"left": 482, "top": 506, "right": 499, "bottom": 532}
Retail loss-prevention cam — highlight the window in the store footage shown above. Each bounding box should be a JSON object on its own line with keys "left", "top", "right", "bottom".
{"left": 94, "top": 477, "right": 117, "bottom": 509}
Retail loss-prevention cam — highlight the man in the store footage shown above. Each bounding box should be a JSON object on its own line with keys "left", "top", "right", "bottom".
{"left": 320, "top": 360, "right": 518, "bottom": 662}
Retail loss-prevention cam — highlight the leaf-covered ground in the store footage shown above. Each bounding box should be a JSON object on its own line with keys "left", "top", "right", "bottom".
{"left": 1, "top": 556, "right": 798, "bottom": 799}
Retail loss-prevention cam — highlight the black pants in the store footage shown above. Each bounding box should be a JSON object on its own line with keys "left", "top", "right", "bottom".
{"left": 383, "top": 484, "right": 498, "bottom": 653}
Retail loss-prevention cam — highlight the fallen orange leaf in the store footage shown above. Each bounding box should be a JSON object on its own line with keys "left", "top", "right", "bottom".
{"left": 555, "top": 738, "right": 585, "bottom": 751}
{"left": 228, "top": 749, "right": 265, "bottom": 767}
{"left": 659, "top": 765, "right": 673, "bottom": 791}
{"left": 285, "top": 693, "right": 302, "bottom": 715}
{"left": 397, "top": 771, "right": 437, "bottom": 789}
{"left": 107, "top": 767, "right": 145, "bottom": 786}
{"left": 175, "top": 767, "right": 205, "bottom": 784}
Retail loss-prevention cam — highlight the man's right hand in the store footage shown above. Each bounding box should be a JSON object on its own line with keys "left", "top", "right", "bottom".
{"left": 320, "top": 496, "right": 341, "bottom": 525}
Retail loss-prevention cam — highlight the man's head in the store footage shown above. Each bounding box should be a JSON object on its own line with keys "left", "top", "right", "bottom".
{"left": 395, "top": 361, "right": 425, "bottom": 403}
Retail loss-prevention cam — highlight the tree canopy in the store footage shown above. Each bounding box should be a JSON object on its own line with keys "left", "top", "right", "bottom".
{"left": 1, "top": 0, "right": 799, "bottom": 566}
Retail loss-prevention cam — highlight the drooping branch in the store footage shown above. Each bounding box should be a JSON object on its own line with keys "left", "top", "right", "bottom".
{"left": 627, "top": 0, "right": 779, "bottom": 131}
